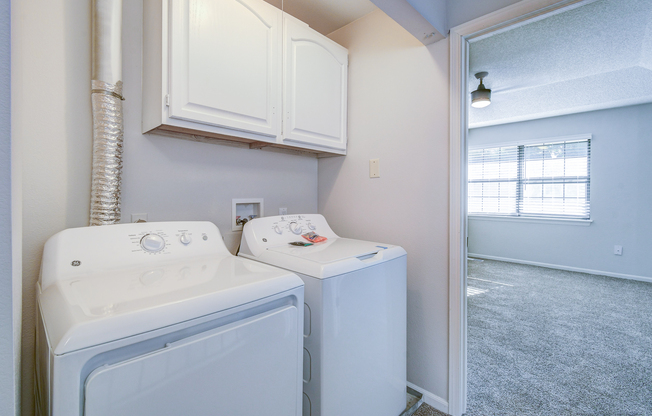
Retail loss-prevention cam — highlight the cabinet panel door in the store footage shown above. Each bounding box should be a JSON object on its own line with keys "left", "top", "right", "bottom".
{"left": 284, "top": 17, "right": 348, "bottom": 151}
{"left": 169, "top": 0, "right": 282, "bottom": 139}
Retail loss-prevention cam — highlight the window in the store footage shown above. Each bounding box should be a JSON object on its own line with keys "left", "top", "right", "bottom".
{"left": 468, "top": 138, "right": 591, "bottom": 219}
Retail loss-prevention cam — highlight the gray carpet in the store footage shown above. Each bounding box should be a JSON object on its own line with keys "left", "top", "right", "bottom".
{"left": 466, "top": 259, "right": 652, "bottom": 415}
{"left": 414, "top": 403, "right": 449, "bottom": 416}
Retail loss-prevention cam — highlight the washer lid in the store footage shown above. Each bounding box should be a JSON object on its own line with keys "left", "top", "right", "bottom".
{"left": 267, "top": 238, "right": 387, "bottom": 263}
{"left": 38, "top": 255, "right": 303, "bottom": 355}
{"left": 248, "top": 238, "right": 407, "bottom": 279}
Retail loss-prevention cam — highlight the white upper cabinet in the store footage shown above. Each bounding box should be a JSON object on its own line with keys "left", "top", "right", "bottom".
{"left": 283, "top": 16, "right": 348, "bottom": 152}
{"left": 169, "top": 0, "right": 282, "bottom": 138}
{"left": 143, "top": 0, "right": 348, "bottom": 156}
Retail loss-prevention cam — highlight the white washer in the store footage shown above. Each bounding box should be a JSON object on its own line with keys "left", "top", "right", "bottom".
{"left": 35, "top": 221, "right": 304, "bottom": 416}
{"left": 239, "top": 214, "right": 407, "bottom": 416}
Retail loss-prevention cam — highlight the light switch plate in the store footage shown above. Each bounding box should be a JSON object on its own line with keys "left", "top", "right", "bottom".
{"left": 370, "top": 159, "right": 380, "bottom": 178}
{"left": 614, "top": 245, "right": 623, "bottom": 255}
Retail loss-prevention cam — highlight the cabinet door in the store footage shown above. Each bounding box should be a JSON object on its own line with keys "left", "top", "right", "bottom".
{"left": 283, "top": 16, "right": 348, "bottom": 152}
{"left": 169, "top": 0, "right": 282, "bottom": 140}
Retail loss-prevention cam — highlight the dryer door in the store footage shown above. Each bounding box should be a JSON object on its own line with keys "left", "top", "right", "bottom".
{"left": 83, "top": 305, "right": 300, "bottom": 416}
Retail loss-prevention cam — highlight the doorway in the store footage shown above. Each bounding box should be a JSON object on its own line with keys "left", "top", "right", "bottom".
{"left": 447, "top": 0, "right": 631, "bottom": 414}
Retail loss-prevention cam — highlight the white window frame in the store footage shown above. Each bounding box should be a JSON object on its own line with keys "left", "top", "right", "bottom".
{"left": 468, "top": 134, "right": 592, "bottom": 221}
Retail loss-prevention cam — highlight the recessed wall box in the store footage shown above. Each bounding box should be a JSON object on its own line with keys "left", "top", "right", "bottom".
{"left": 232, "top": 199, "right": 264, "bottom": 232}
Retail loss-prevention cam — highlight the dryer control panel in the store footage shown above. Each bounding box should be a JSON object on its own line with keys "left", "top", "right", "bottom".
{"left": 127, "top": 226, "right": 206, "bottom": 256}
{"left": 241, "top": 214, "right": 339, "bottom": 257}
{"left": 40, "top": 221, "right": 227, "bottom": 291}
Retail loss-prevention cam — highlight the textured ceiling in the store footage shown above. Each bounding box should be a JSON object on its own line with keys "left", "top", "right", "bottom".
{"left": 469, "top": 0, "right": 652, "bottom": 128}
{"left": 263, "top": 0, "right": 377, "bottom": 35}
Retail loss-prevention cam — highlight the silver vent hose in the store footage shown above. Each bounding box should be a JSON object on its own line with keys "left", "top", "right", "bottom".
{"left": 90, "top": 0, "right": 124, "bottom": 226}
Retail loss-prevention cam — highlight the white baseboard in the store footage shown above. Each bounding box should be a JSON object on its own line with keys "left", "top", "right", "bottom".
{"left": 468, "top": 253, "right": 652, "bottom": 284}
{"left": 407, "top": 382, "right": 449, "bottom": 414}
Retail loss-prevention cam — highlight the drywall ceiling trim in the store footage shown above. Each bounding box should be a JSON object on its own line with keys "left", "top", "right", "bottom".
{"left": 468, "top": 0, "right": 652, "bottom": 127}
{"left": 406, "top": 0, "right": 447, "bottom": 36}
{"left": 470, "top": 0, "right": 652, "bottom": 93}
{"left": 452, "top": 0, "right": 589, "bottom": 40}
{"left": 468, "top": 0, "right": 599, "bottom": 42}
{"left": 470, "top": 66, "right": 652, "bottom": 128}
{"left": 470, "top": 96, "right": 652, "bottom": 128}
{"left": 369, "top": 0, "right": 445, "bottom": 44}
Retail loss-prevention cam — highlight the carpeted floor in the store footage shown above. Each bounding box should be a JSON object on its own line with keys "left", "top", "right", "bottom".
{"left": 466, "top": 259, "right": 652, "bottom": 415}
{"left": 413, "top": 403, "right": 449, "bottom": 416}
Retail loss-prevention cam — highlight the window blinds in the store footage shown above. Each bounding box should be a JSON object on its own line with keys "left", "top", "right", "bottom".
{"left": 468, "top": 139, "right": 590, "bottom": 219}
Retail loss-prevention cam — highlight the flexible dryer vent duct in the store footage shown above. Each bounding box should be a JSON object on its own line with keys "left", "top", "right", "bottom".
{"left": 90, "top": 0, "right": 124, "bottom": 226}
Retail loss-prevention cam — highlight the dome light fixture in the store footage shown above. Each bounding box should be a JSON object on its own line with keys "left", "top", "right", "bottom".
{"left": 471, "top": 71, "right": 491, "bottom": 108}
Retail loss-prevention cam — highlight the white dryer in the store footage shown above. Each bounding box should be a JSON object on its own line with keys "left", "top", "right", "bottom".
{"left": 239, "top": 214, "right": 407, "bottom": 416}
{"left": 35, "top": 221, "right": 304, "bottom": 416}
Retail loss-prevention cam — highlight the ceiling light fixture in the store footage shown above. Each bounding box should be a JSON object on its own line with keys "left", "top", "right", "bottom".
{"left": 471, "top": 71, "right": 491, "bottom": 108}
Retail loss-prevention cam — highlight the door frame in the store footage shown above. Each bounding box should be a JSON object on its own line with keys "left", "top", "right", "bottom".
{"left": 447, "top": 1, "right": 595, "bottom": 414}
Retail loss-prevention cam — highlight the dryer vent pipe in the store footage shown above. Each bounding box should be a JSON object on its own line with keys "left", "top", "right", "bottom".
{"left": 90, "top": 0, "right": 124, "bottom": 226}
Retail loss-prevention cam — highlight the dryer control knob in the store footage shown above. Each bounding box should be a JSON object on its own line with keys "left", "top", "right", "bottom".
{"left": 289, "top": 222, "right": 302, "bottom": 235}
{"left": 273, "top": 225, "right": 283, "bottom": 235}
{"left": 179, "top": 233, "right": 192, "bottom": 245}
{"left": 308, "top": 223, "right": 316, "bottom": 230}
{"left": 140, "top": 234, "right": 166, "bottom": 253}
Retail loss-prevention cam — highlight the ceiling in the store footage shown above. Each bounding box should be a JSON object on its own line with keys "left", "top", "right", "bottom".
{"left": 469, "top": 0, "right": 652, "bottom": 128}
{"left": 263, "top": 0, "right": 377, "bottom": 35}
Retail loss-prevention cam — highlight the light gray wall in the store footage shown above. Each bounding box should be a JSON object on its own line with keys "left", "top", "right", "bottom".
{"left": 322, "top": 0, "right": 530, "bottom": 405}
{"left": 14, "top": 1, "right": 318, "bottom": 413}
{"left": 447, "top": 0, "right": 522, "bottom": 28}
{"left": 120, "top": 0, "right": 317, "bottom": 249}
{"left": 324, "top": 9, "right": 451, "bottom": 402}
{"left": 468, "top": 103, "right": 652, "bottom": 280}
{"left": 2, "top": 0, "right": 20, "bottom": 415}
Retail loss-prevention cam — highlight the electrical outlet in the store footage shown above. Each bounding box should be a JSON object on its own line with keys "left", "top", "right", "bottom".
{"left": 131, "top": 213, "right": 148, "bottom": 223}
{"left": 369, "top": 159, "right": 380, "bottom": 178}
{"left": 279, "top": 207, "right": 288, "bottom": 215}
{"left": 614, "top": 245, "right": 623, "bottom": 256}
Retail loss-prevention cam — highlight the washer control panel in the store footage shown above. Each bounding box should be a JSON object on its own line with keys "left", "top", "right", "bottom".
{"left": 288, "top": 221, "right": 303, "bottom": 235}
{"left": 241, "top": 214, "right": 338, "bottom": 256}
{"left": 264, "top": 215, "right": 321, "bottom": 239}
